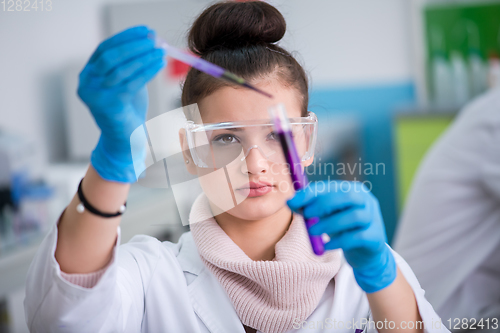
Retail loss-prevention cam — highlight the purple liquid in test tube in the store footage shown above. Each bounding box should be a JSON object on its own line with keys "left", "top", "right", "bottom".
{"left": 268, "top": 104, "right": 325, "bottom": 256}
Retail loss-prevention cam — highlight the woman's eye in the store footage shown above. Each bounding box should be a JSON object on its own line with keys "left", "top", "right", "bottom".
{"left": 213, "top": 134, "right": 238, "bottom": 144}
{"left": 268, "top": 131, "right": 279, "bottom": 141}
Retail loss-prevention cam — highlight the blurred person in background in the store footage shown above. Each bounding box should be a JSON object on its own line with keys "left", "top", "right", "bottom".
{"left": 394, "top": 87, "right": 500, "bottom": 332}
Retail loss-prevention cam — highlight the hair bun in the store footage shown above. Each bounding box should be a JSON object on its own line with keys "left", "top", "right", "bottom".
{"left": 188, "top": 1, "right": 286, "bottom": 55}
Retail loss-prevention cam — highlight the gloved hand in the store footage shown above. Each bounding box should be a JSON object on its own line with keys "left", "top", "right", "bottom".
{"left": 287, "top": 181, "right": 396, "bottom": 293}
{"left": 77, "top": 25, "right": 166, "bottom": 183}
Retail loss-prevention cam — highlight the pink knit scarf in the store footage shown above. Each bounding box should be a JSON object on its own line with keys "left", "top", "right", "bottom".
{"left": 189, "top": 194, "right": 342, "bottom": 333}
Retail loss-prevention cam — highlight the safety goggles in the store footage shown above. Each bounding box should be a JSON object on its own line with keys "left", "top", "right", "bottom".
{"left": 185, "top": 112, "right": 318, "bottom": 169}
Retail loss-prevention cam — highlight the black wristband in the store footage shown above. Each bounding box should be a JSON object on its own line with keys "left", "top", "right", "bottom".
{"left": 76, "top": 178, "right": 126, "bottom": 218}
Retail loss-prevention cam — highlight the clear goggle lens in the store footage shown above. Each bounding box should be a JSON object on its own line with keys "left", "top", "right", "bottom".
{"left": 186, "top": 112, "right": 318, "bottom": 169}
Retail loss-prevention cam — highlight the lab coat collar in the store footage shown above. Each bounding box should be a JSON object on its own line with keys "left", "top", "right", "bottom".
{"left": 176, "top": 231, "right": 204, "bottom": 276}
{"left": 177, "top": 231, "right": 246, "bottom": 333}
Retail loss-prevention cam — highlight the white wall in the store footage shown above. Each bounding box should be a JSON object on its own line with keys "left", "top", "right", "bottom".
{"left": 275, "top": 0, "right": 413, "bottom": 86}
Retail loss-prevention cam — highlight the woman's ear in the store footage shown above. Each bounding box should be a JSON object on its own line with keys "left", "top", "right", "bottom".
{"left": 179, "top": 128, "right": 197, "bottom": 175}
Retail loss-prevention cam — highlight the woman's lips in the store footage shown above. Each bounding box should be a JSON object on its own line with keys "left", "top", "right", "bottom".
{"left": 236, "top": 182, "right": 274, "bottom": 198}
{"left": 246, "top": 186, "right": 273, "bottom": 197}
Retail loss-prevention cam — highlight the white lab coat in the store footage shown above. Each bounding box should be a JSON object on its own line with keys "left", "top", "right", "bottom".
{"left": 25, "top": 220, "right": 449, "bottom": 333}
{"left": 393, "top": 87, "right": 500, "bottom": 328}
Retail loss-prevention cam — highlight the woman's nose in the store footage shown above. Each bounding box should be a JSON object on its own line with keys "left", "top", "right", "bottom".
{"left": 240, "top": 146, "right": 269, "bottom": 174}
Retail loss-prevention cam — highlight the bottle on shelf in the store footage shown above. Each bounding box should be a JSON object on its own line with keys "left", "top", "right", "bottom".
{"left": 431, "top": 50, "right": 454, "bottom": 108}
{"left": 450, "top": 50, "right": 470, "bottom": 106}
{"left": 469, "top": 49, "right": 487, "bottom": 97}
{"left": 430, "top": 27, "right": 454, "bottom": 108}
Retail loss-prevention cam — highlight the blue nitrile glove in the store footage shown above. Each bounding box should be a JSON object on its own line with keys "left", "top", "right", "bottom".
{"left": 77, "top": 25, "right": 166, "bottom": 183}
{"left": 287, "top": 181, "right": 396, "bottom": 293}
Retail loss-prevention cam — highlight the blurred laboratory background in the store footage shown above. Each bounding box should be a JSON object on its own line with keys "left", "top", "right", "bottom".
{"left": 1, "top": 0, "right": 500, "bottom": 332}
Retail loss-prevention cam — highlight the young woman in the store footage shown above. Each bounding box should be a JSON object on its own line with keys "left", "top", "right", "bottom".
{"left": 24, "top": 2, "right": 448, "bottom": 333}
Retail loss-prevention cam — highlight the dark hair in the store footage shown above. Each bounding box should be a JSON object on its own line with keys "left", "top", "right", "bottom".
{"left": 181, "top": 0, "right": 309, "bottom": 118}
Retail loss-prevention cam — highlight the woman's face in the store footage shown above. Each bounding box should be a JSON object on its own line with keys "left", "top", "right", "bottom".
{"left": 181, "top": 79, "right": 313, "bottom": 221}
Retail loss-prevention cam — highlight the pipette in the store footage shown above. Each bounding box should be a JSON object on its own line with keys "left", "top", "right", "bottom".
{"left": 154, "top": 37, "right": 273, "bottom": 99}
{"left": 268, "top": 103, "right": 325, "bottom": 256}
